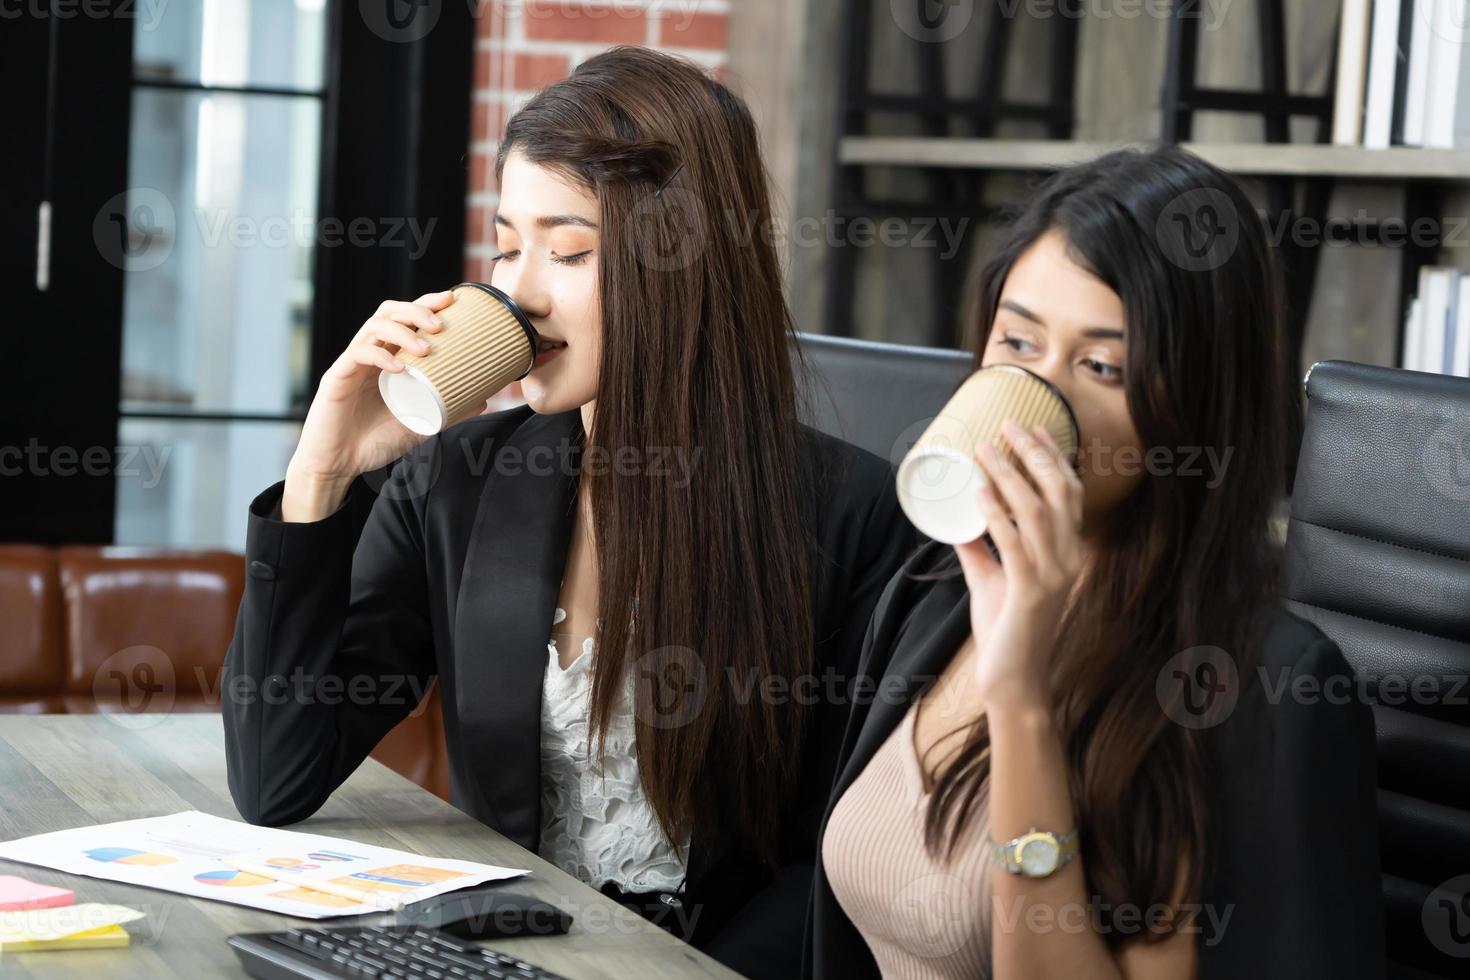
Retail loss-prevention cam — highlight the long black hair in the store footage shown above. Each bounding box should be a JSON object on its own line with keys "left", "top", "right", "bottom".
{"left": 920, "top": 146, "right": 1296, "bottom": 946}
{"left": 497, "top": 46, "right": 814, "bottom": 864}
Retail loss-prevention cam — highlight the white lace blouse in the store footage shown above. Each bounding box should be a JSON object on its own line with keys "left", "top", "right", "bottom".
{"left": 537, "top": 606, "right": 690, "bottom": 892}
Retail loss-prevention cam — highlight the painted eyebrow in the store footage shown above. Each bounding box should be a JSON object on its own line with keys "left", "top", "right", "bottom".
{"left": 997, "top": 299, "right": 1124, "bottom": 341}
{"left": 494, "top": 213, "right": 599, "bottom": 231}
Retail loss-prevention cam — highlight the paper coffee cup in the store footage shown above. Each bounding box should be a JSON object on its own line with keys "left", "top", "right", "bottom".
{"left": 896, "top": 364, "right": 1079, "bottom": 544}
{"left": 378, "top": 282, "right": 539, "bottom": 436}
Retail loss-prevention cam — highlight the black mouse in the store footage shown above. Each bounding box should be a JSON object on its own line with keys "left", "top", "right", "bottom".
{"left": 394, "top": 887, "right": 574, "bottom": 939}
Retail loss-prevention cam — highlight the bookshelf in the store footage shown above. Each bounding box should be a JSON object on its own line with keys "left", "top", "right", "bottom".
{"left": 837, "top": 138, "right": 1470, "bottom": 182}
{"left": 827, "top": 0, "right": 1459, "bottom": 390}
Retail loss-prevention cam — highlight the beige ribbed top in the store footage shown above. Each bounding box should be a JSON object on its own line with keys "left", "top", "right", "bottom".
{"left": 822, "top": 702, "right": 994, "bottom": 979}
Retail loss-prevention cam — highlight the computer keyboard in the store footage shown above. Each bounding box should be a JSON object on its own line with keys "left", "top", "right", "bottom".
{"left": 227, "top": 924, "right": 570, "bottom": 980}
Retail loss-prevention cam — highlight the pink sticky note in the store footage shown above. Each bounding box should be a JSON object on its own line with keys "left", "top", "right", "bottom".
{"left": 0, "top": 875, "right": 75, "bottom": 911}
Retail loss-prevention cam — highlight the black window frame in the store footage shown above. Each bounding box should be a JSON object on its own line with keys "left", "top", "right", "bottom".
{"left": 3, "top": 0, "right": 474, "bottom": 545}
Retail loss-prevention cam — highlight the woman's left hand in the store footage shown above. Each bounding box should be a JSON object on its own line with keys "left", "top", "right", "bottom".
{"left": 955, "top": 420, "right": 1087, "bottom": 712}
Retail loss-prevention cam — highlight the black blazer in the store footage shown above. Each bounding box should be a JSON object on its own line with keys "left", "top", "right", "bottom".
{"left": 804, "top": 540, "right": 1386, "bottom": 979}
{"left": 221, "top": 404, "right": 918, "bottom": 979}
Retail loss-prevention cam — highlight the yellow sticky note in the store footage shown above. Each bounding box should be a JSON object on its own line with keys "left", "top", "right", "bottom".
{"left": 0, "top": 923, "right": 131, "bottom": 952}
{"left": 0, "top": 903, "right": 144, "bottom": 948}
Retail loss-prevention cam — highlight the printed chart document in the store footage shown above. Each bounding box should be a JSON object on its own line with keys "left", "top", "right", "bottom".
{"left": 0, "top": 811, "right": 528, "bottom": 919}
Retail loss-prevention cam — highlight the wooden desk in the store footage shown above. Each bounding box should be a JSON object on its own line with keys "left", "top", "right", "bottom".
{"left": 0, "top": 714, "right": 739, "bottom": 979}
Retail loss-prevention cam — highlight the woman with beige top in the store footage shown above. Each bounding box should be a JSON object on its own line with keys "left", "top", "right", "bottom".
{"left": 805, "top": 147, "right": 1383, "bottom": 979}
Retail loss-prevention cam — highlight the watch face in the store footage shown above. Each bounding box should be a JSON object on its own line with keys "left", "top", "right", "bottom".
{"left": 1019, "top": 837, "right": 1059, "bottom": 876}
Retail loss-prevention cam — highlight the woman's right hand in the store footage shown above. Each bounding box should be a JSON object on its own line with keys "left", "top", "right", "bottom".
{"left": 286, "top": 291, "right": 455, "bottom": 489}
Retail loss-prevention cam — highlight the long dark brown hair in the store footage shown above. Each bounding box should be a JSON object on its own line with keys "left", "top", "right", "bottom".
{"left": 495, "top": 47, "right": 814, "bottom": 863}
{"left": 919, "top": 147, "right": 1295, "bottom": 944}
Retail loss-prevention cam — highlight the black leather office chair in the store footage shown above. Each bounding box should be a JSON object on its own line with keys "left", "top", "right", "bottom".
{"left": 790, "top": 332, "right": 973, "bottom": 465}
{"left": 1282, "top": 360, "right": 1470, "bottom": 979}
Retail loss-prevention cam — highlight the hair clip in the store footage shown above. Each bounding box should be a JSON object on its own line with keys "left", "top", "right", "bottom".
{"left": 654, "top": 162, "right": 685, "bottom": 200}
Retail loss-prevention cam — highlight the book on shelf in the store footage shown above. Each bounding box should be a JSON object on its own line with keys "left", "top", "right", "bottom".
{"left": 1363, "top": 0, "right": 1403, "bottom": 147}
{"left": 1402, "top": 264, "right": 1470, "bottom": 375}
{"left": 1343, "top": 0, "right": 1470, "bottom": 149}
{"left": 1426, "top": 0, "right": 1468, "bottom": 147}
{"left": 1334, "top": 0, "right": 1373, "bottom": 145}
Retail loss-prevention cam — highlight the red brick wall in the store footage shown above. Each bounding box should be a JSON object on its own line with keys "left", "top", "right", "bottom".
{"left": 464, "top": 1, "right": 731, "bottom": 284}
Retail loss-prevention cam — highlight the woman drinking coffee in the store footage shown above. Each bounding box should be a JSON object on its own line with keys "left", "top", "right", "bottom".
{"left": 222, "top": 46, "right": 916, "bottom": 979}
{"left": 805, "top": 146, "right": 1382, "bottom": 980}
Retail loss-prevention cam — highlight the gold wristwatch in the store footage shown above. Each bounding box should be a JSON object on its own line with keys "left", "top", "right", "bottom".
{"left": 987, "top": 827, "right": 1079, "bottom": 878}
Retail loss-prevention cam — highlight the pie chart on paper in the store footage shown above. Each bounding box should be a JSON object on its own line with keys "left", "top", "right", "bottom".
{"left": 193, "top": 869, "right": 274, "bottom": 887}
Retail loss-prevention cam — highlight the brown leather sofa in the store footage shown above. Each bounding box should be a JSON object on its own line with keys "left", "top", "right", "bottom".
{"left": 0, "top": 543, "right": 450, "bottom": 801}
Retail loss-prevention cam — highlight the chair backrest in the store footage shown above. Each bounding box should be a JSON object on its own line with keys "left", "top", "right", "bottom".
{"left": 790, "top": 332, "right": 973, "bottom": 465}
{"left": 1281, "top": 359, "right": 1470, "bottom": 978}
{"left": 57, "top": 545, "right": 245, "bottom": 714}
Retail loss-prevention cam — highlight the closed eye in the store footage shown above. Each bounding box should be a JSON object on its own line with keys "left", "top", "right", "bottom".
{"left": 551, "top": 250, "right": 593, "bottom": 266}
